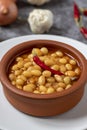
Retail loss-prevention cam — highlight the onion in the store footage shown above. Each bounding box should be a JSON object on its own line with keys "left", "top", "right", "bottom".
{"left": 0, "top": 0, "right": 18, "bottom": 26}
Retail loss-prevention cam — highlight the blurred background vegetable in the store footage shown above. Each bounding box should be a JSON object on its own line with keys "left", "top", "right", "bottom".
{"left": 0, "top": 0, "right": 18, "bottom": 26}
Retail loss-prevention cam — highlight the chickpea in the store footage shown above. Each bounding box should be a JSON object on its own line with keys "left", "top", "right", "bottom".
{"left": 11, "top": 64, "right": 18, "bottom": 71}
{"left": 63, "top": 76, "right": 71, "bottom": 85}
{"left": 33, "top": 90, "right": 40, "bottom": 94}
{"left": 58, "top": 82, "right": 66, "bottom": 88}
{"left": 44, "top": 59, "right": 54, "bottom": 66}
{"left": 17, "top": 61, "right": 24, "bottom": 68}
{"left": 24, "top": 58, "right": 30, "bottom": 62}
{"left": 65, "top": 84, "right": 72, "bottom": 89}
{"left": 50, "top": 57, "right": 56, "bottom": 64}
{"left": 51, "top": 53, "right": 57, "bottom": 58}
{"left": 47, "top": 87, "right": 55, "bottom": 94}
{"left": 66, "top": 71, "right": 76, "bottom": 77}
{"left": 17, "top": 75, "right": 27, "bottom": 82}
{"left": 23, "top": 84, "right": 36, "bottom": 92}
{"left": 39, "top": 85, "right": 47, "bottom": 92}
{"left": 24, "top": 62, "right": 32, "bottom": 68}
{"left": 32, "top": 48, "right": 42, "bottom": 56}
{"left": 30, "top": 84, "right": 36, "bottom": 89}
{"left": 53, "top": 82, "right": 59, "bottom": 89}
{"left": 33, "top": 65, "right": 42, "bottom": 71}
{"left": 54, "top": 75, "right": 63, "bottom": 82}
{"left": 42, "top": 70, "right": 51, "bottom": 77}
{"left": 9, "top": 74, "right": 16, "bottom": 81}
{"left": 75, "top": 67, "right": 81, "bottom": 75}
{"left": 38, "top": 76, "right": 45, "bottom": 85}
{"left": 39, "top": 56, "right": 47, "bottom": 62}
{"left": 63, "top": 56, "right": 70, "bottom": 61}
{"left": 23, "top": 71, "right": 32, "bottom": 77}
{"left": 16, "top": 57, "right": 23, "bottom": 62}
{"left": 69, "top": 59, "right": 76, "bottom": 65}
{"left": 47, "top": 77, "right": 55, "bottom": 83}
{"left": 28, "top": 54, "right": 33, "bottom": 59}
{"left": 41, "top": 92, "right": 46, "bottom": 94}
{"left": 65, "top": 64, "right": 73, "bottom": 70}
{"left": 56, "top": 87, "right": 64, "bottom": 92}
{"left": 51, "top": 65, "right": 59, "bottom": 71}
{"left": 27, "top": 66, "right": 34, "bottom": 71}
{"left": 16, "top": 85, "right": 22, "bottom": 89}
{"left": 31, "top": 70, "right": 41, "bottom": 76}
{"left": 56, "top": 51, "right": 63, "bottom": 57}
{"left": 45, "top": 83, "right": 52, "bottom": 88}
{"left": 59, "top": 58, "right": 67, "bottom": 64}
{"left": 16, "top": 78, "right": 24, "bottom": 86}
{"left": 14, "top": 70, "right": 22, "bottom": 76}
{"left": 11, "top": 81, "right": 16, "bottom": 86}
{"left": 41, "top": 47, "right": 48, "bottom": 55}
{"left": 60, "top": 65, "right": 66, "bottom": 72}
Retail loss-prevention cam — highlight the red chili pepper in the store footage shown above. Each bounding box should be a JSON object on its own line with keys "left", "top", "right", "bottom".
{"left": 73, "top": 2, "right": 87, "bottom": 39}
{"left": 80, "top": 27, "right": 87, "bottom": 39}
{"left": 83, "top": 9, "right": 87, "bottom": 16}
{"left": 74, "top": 2, "right": 80, "bottom": 20}
{"left": 33, "top": 55, "right": 64, "bottom": 76}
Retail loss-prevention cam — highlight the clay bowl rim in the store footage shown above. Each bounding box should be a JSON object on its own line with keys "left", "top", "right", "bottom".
{"left": 0, "top": 40, "right": 87, "bottom": 99}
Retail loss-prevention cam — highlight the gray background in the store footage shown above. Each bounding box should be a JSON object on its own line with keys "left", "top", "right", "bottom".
{"left": 0, "top": 0, "right": 87, "bottom": 44}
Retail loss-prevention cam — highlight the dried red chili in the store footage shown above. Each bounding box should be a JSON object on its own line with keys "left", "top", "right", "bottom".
{"left": 82, "top": 9, "right": 87, "bottom": 16}
{"left": 74, "top": 2, "right": 87, "bottom": 39}
{"left": 74, "top": 2, "right": 80, "bottom": 22}
{"left": 80, "top": 27, "right": 87, "bottom": 39}
{"left": 33, "top": 55, "right": 64, "bottom": 76}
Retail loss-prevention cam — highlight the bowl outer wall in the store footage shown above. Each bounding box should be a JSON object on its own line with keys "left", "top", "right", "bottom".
{"left": 2, "top": 83, "right": 85, "bottom": 116}
{"left": 0, "top": 40, "right": 87, "bottom": 99}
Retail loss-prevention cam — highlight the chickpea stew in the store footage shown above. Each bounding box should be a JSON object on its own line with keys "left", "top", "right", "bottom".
{"left": 8, "top": 47, "right": 81, "bottom": 94}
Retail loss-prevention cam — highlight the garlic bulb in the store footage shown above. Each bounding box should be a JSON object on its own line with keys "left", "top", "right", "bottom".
{"left": 27, "top": 0, "right": 50, "bottom": 6}
{"left": 28, "top": 9, "right": 53, "bottom": 34}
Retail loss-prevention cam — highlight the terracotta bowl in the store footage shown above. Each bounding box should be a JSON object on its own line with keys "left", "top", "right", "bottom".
{"left": 0, "top": 40, "right": 87, "bottom": 117}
